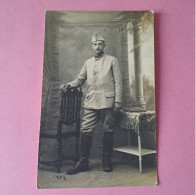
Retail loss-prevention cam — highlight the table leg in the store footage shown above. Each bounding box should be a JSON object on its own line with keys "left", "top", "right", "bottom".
{"left": 138, "top": 134, "right": 142, "bottom": 173}
{"left": 139, "top": 156, "right": 142, "bottom": 173}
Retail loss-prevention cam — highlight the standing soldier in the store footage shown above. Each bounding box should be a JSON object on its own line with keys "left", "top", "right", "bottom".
{"left": 60, "top": 33, "right": 122, "bottom": 174}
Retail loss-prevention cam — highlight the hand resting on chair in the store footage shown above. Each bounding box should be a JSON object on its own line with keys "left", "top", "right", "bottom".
{"left": 60, "top": 84, "right": 72, "bottom": 92}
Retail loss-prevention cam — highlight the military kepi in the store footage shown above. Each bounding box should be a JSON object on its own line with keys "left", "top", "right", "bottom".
{"left": 92, "top": 33, "right": 105, "bottom": 43}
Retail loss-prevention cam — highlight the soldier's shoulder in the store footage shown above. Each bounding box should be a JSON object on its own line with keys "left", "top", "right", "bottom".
{"left": 85, "top": 56, "right": 94, "bottom": 63}
{"left": 105, "top": 54, "right": 117, "bottom": 60}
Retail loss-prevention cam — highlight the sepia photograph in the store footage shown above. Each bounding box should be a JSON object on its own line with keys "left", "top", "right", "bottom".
{"left": 37, "top": 11, "right": 157, "bottom": 188}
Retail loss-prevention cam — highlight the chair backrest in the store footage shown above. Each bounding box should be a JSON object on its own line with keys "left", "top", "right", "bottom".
{"left": 59, "top": 88, "right": 83, "bottom": 125}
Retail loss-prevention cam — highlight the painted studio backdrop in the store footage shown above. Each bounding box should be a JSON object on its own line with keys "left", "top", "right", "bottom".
{"left": 38, "top": 11, "right": 157, "bottom": 188}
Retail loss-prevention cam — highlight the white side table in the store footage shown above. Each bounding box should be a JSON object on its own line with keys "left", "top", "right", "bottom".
{"left": 114, "top": 110, "right": 156, "bottom": 173}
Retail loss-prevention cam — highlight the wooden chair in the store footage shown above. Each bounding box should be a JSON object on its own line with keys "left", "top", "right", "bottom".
{"left": 38, "top": 87, "right": 83, "bottom": 173}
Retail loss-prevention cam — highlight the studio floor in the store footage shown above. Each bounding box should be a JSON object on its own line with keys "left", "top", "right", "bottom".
{"left": 37, "top": 156, "right": 157, "bottom": 189}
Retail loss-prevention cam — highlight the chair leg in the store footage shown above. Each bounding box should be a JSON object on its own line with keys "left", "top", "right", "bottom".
{"left": 57, "top": 120, "right": 63, "bottom": 173}
{"left": 56, "top": 139, "right": 62, "bottom": 173}
{"left": 57, "top": 162, "right": 61, "bottom": 173}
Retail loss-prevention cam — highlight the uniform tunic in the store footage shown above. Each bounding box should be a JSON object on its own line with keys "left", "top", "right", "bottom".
{"left": 68, "top": 54, "right": 122, "bottom": 109}
{"left": 68, "top": 53, "right": 122, "bottom": 135}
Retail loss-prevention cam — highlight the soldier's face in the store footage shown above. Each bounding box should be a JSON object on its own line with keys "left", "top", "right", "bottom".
{"left": 91, "top": 41, "right": 105, "bottom": 54}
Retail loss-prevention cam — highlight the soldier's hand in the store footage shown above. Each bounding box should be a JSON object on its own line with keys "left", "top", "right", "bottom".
{"left": 60, "top": 84, "right": 71, "bottom": 92}
{"left": 114, "top": 102, "right": 122, "bottom": 112}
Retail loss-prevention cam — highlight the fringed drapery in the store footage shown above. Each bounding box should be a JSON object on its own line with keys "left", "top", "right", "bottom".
{"left": 117, "top": 110, "right": 155, "bottom": 134}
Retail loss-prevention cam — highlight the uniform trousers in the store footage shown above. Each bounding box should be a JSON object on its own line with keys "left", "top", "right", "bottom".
{"left": 80, "top": 108, "right": 115, "bottom": 136}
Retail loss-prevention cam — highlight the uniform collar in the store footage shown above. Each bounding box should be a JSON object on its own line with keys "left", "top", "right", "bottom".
{"left": 93, "top": 52, "right": 104, "bottom": 61}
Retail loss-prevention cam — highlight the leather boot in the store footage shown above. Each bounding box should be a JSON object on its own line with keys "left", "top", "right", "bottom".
{"left": 66, "top": 134, "right": 92, "bottom": 175}
{"left": 103, "top": 132, "right": 114, "bottom": 172}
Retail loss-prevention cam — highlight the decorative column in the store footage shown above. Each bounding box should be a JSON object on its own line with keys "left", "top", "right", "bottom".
{"left": 132, "top": 20, "right": 146, "bottom": 111}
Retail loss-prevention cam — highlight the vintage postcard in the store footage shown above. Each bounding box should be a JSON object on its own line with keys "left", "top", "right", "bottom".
{"left": 37, "top": 11, "right": 157, "bottom": 188}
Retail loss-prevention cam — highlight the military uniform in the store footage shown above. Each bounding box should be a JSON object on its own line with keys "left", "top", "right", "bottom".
{"left": 68, "top": 53, "right": 122, "bottom": 135}
{"left": 66, "top": 33, "right": 122, "bottom": 174}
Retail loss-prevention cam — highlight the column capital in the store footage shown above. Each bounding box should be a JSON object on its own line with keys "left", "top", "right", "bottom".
{"left": 131, "top": 19, "right": 141, "bottom": 28}
{"left": 127, "top": 20, "right": 140, "bottom": 33}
